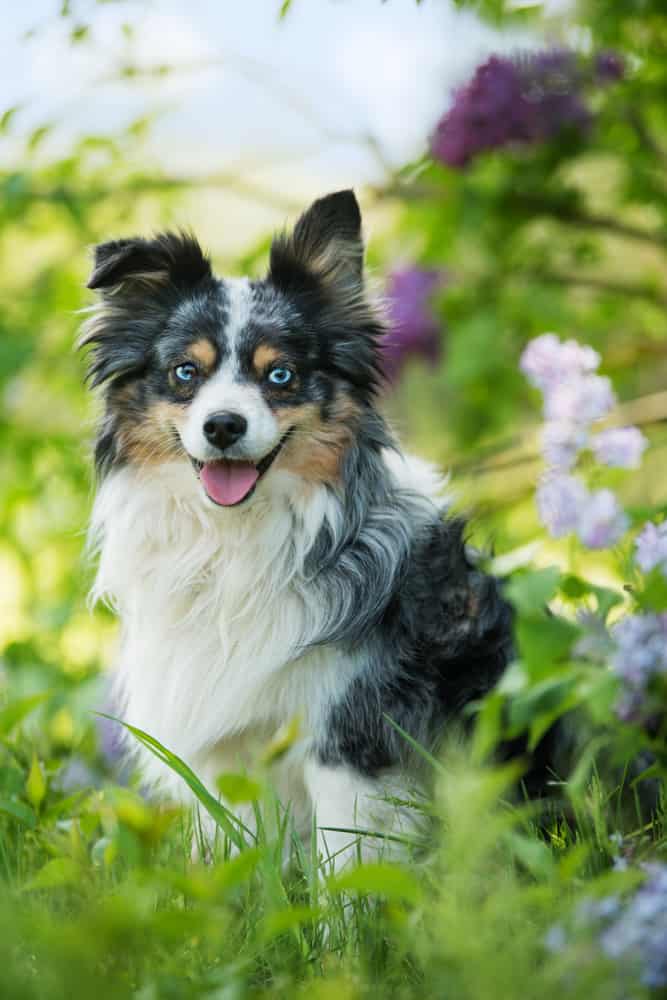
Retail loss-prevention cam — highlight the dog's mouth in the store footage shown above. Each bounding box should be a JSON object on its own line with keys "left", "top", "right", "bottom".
{"left": 189, "top": 430, "right": 292, "bottom": 507}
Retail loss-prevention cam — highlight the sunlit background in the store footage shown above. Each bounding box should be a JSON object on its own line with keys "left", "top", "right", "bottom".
{"left": 1, "top": 3, "right": 666, "bottom": 995}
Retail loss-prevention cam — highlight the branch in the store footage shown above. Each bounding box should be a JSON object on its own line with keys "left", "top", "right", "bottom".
{"left": 450, "top": 391, "right": 667, "bottom": 480}
{"left": 525, "top": 269, "right": 667, "bottom": 309}
{"left": 625, "top": 107, "right": 667, "bottom": 170}
{"left": 552, "top": 204, "right": 667, "bottom": 251}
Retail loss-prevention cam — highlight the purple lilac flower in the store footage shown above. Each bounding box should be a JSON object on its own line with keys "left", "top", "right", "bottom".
{"left": 520, "top": 333, "right": 600, "bottom": 394}
{"left": 591, "top": 427, "right": 647, "bottom": 469}
{"left": 634, "top": 520, "right": 667, "bottom": 576}
{"left": 611, "top": 612, "right": 667, "bottom": 721}
{"left": 431, "top": 50, "right": 591, "bottom": 169}
{"left": 595, "top": 50, "right": 625, "bottom": 83}
{"left": 382, "top": 267, "right": 443, "bottom": 379}
{"left": 576, "top": 488, "right": 629, "bottom": 550}
{"left": 537, "top": 473, "right": 588, "bottom": 538}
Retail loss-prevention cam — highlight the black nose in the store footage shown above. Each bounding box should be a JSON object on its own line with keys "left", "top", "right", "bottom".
{"left": 203, "top": 412, "right": 248, "bottom": 449}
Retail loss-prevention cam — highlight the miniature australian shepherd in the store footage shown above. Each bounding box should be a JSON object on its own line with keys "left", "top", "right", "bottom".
{"left": 81, "top": 190, "right": 513, "bottom": 868}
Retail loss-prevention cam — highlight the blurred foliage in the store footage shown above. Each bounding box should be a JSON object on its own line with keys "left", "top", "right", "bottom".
{"left": 0, "top": 0, "right": 666, "bottom": 996}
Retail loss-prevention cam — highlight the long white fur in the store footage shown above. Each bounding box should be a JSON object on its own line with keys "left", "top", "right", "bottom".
{"left": 90, "top": 449, "right": 443, "bottom": 865}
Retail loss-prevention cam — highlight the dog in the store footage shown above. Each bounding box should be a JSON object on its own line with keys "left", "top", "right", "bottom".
{"left": 81, "top": 190, "right": 513, "bottom": 869}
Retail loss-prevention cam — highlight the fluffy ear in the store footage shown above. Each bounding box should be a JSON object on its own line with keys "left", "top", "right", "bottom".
{"left": 268, "top": 190, "right": 364, "bottom": 295}
{"left": 87, "top": 231, "right": 211, "bottom": 292}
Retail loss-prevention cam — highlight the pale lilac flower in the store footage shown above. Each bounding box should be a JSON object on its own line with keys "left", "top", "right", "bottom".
{"left": 520, "top": 333, "right": 600, "bottom": 393}
{"left": 544, "top": 374, "right": 615, "bottom": 426}
{"left": 576, "top": 488, "right": 629, "bottom": 549}
{"left": 599, "top": 863, "right": 667, "bottom": 988}
{"left": 611, "top": 612, "right": 667, "bottom": 721}
{"left": 591, "top": 427, "right": 648, "bottom": 469}
{"left": 634, "top": 521, "right": 667, "bottom": 576}
{"left": 537, "top": 473, "right": 588, "bottom": 538}
{"left": 549, "top": 864, "right": 667, "bottom": 990}
{"left": 541, "top": 421, "right": 588, "bottom": 470}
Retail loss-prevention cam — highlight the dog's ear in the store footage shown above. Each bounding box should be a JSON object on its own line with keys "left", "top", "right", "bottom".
{"left": 87, "top": 232, "right": 211, "bottom": 292}
{"left": 268, "top": 190, "right": 364, "bottom": 296}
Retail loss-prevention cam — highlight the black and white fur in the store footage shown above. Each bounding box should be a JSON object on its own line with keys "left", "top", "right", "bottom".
{"left": 81, "top": 191, "right": 513, "bottom": 868}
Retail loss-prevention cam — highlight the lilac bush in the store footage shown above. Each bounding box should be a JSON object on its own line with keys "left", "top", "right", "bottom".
{"left": 431, "top": 50, "right": 599, "bottom": 168}
{"left": 548, "top": 863, "right": 667, "bottom": 990}
{"left": 519, "top": 333, "right": 667, "bottom": 726}
{"left": 520, "top": 333, "right": 645, "bottom": 550}
{"left": 382, "top": 266, "right": 443, "bottom": 379}
{"left": 611, "top": 613, "right": 667, "bottom": 723}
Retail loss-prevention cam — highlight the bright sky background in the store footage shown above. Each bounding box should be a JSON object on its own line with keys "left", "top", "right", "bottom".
{"left": 1, "top": 0, "right": 538, "bottom": 253}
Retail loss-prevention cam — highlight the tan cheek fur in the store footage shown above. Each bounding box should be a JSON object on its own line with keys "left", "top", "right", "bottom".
{"left": 277, "top": 397, "right": 360, "bottom": 485}
{"left": 116, "top": 399, "right": 188, "bottom": 466}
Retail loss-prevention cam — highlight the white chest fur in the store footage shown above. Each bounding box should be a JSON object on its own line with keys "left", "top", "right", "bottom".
{"left": 91, "top": 461, "right": 360, "bottom": 797}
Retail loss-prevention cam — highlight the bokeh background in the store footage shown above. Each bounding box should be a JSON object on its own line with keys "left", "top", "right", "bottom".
{"left": 1, "top": 4, "right": 666, "bottom": 996}
{"left": 2, "top": 0, "right": 666, "bottom": 748}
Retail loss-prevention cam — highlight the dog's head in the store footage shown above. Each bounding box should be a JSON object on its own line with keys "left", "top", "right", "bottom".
{"left": 81, "top": 190, "right": 384, "bottom": 507}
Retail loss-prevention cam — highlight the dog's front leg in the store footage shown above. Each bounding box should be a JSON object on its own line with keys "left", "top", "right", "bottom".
{"left": 303, "top": 759, "right": 420, "bottom": 875}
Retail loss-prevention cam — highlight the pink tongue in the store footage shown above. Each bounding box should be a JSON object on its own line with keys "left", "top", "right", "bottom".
{"left": 200, "top": 460, "right": 259, "bottom": 506}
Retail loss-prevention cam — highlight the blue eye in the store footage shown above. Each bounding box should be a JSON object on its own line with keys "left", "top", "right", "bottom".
{"left": 268, "top": 367, "right": 293, "bottom": 386}
{"left": 174, "top": 363, "right": 197, "bottom": 383}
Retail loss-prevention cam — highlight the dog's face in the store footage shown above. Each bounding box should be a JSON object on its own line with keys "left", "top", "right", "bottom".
{"left": 81, "top": 191, "right": 384, "bottom": 506}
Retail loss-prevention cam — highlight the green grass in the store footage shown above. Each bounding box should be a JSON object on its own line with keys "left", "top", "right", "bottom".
{"left": 1, "top": 704, "right": 663, "bottom": 1000}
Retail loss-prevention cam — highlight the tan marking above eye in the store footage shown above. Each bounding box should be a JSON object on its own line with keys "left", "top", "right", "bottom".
{"left": 188, "top": 338, "right": 217, "bottom": 371}
{"left": 252, "top": 343, "right": 283, "bottom": 375}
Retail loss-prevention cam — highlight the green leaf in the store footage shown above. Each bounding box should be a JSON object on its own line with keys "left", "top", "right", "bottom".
{"left": 328, "top": 862, "right": 422, "bottom": 903}
{"left": 99, "top": 714, "right": 246, "bottom": 849}
{"left": 27, "top": 124, "right": 52, "bottom": 153}
{"left": 471, "top": 690, "right": 505, "bottom": 760}
{"left": 0, "top": 798, "right": 36, "bottom": 828}
{"left": 0, "top": 106, "right": 21, "bottom": 134}
{"left": 216, "top": 772, "right": 263, "bottom": 805}
{"left": 505, "top": 832, "right": 554, "bottom": 878}
{"left": 259, "top": 905, "right": 318, "bottom": 942}
{"left": 560, "top": 574, "right": 623, "bottom": 619}
{"left": 637, "top": 568, "right": 667, "bottom": 612}
{"left": 0, "top": 692, "right": 48, "bottom": 735}
{"left": 70, "top": 24, "right": 90, "bottom": 43}
{"left": 516, "top": 614, "right": 579, "bottom": 675}
{"left": 506, "top": 673, "right": 580, "bottom": 740}
{"left": 506, "top": 566, "right": 561, "bottom": 616}
{"left": 260, "top": 716, "right": 301, "bottom": 764}
{"left": 21, "top": 858, "right": 82, "bottom": 892}
{"left": 25, "top": 754, "right": 47, "bottom": 811}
